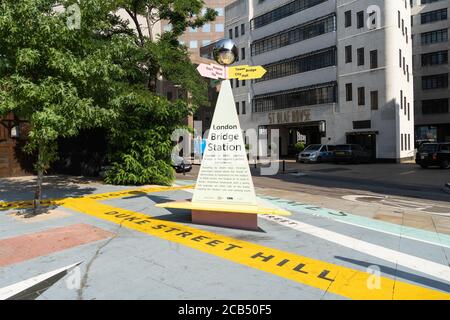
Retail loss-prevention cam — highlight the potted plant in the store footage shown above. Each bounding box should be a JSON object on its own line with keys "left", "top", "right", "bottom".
{"left": 294, "top": 141, "right": 305, "bottom": 161}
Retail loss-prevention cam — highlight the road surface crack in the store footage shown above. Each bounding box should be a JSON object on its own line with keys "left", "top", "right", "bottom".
{"left": 77, "top": 222, "right": 123, "bottom": 300}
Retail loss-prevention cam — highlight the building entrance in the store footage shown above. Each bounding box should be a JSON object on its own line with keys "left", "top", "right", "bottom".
{"left": 346, "top": 132, "right": 377, "bottom": 160}
{"left": 268, "top": 123, "right": 321, "bottom": 158}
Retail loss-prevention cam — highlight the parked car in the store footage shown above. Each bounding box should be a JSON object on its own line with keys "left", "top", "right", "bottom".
{"left": 172, "top": 155, "right": 192, "bottom": 173}
{"left": 297, "top": 144, "right": 336, "bottom": 163}
{"left": 415, "top": 143, "right": 450, "bottom": 169}
{"left": 333, "top": 144, "right": 373, "bottom": 164}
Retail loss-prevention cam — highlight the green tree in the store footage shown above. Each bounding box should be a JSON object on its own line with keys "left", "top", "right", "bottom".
{"left": 0, "top": 0, "right": 136, "bottom": 210}
{"left": 103, "top": 0, "right": 216, "bottom": 185}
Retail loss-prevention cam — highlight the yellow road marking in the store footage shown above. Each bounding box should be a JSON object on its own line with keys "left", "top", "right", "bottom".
{"left": 0, "top": 185, "right": 194, "bottom": 211}
{"left": 63, "top": 197, "right": 450, "bottom": 300}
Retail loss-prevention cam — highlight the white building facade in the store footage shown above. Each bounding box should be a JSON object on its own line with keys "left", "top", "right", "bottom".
{"left": 225, "top": 0, "right": 415, "bottom": 161}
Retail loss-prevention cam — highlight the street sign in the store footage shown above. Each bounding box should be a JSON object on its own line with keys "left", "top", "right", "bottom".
{"left": 197, "top": 63, "right": 266, "bottom": 80}
{"left": 227, "top": 65, "right": 266, "bottom": 80}
{"left": 196, "top": 63, "right": 226, "bottom": 80}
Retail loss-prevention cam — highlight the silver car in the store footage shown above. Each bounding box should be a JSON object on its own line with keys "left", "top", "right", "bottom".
{"left": 297, "top": 144, "right": 335, "bottom": 163}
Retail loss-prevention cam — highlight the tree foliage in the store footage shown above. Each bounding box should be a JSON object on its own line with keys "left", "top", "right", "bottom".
{"left": 0, "top": 0, "right": 215, "bottom": 199}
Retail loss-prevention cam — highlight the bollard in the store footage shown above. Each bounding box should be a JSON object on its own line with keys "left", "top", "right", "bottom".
{"left": 282, "top": 160, "right": 286, "bottom": 173}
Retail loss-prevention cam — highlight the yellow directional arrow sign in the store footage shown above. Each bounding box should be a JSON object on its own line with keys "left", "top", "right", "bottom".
{"left": 227, "top": 65, "right": 266, "bottom": 80}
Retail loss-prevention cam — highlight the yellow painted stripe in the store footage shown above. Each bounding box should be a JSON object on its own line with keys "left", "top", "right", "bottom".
{"left": 63, "top": 197, "right": 450, "bottom": 300}
{"left": 0, "top": 185, "right": 194, "bottom": 211}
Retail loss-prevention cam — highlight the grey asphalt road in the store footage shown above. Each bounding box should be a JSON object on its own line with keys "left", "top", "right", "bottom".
{"left": 178, "top": 161, "right": 450, "bottom": 203}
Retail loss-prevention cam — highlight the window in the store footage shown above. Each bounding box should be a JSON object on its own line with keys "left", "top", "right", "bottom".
{"left": 163, "top": 24, "right": 172, "bottom": 32}
{"left": 189, "top": 40, "right": 198, "bottom": 48}
{"left": 241, "top": 24, "right": 245, "bottom": 35}
{"left": 345, "top": 45, "right": 352, "bottom": 63}
{"left": 345, "top": 10, "right": 352, "bottom": 27}
{"left": 215, "top": 8, "right": 224, "bottom": 16}
{"left": 357, "top": 11, "right": 364, "bottom": 29}
{"left": 242, "top": 101, "right": 246, "bottom": 115}
{"left": 202, "top": 40, "right": 211, "bottom": 46}
{"left": 189, "top": 27, "right": 197, "bottom": 33}
{"left": 422, "top": 74, "right": 449, "bottom": 89}
{"left": 229, "top": 29, "right": 233, "bottom": 39}
{"left": 371, "top": 91, "right": 378, "bottom": 110}
{"left": 236, "top": 102, "right": 239, "bottom": 115}
{"left": 235, "top": 26, "right": 239, "bottom": 38}
{"left": 236, "top": 79, "right": 239, "bottom": 88}
{"left": 370, "top": 50, "right": 378, "bottom": 68}
{"left": 241, "top": 47, "right": 246, "bottom": 60}
{"left": 215, "top": 24, "right": 224, "bottom": 32}
{"left": 357, "top": 47, "right": 365, "bottom": 66}
{"left": 400, "top": 90, "right": 403, "bottom": 109}
{"left": 353, "top": 120, "right": 371, "bottom": 129}
{"left": 202, "top": 24, "right": 211, "bottom": 32}
{"left": 358, "top": 87, "right": 365, "bottom": 105}
{"left": 346, "top": 83, "right": 353, "bottom": 101}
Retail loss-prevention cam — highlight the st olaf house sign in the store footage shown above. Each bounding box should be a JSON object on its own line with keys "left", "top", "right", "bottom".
{"left": 157, "top": 39, "right": 289, "bottom": 230}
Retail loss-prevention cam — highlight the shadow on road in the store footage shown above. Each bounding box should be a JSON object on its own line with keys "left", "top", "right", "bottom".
{"left": 0, "top": 175, "right": 98, "bottom": 203}
{"left": 335, "top": 256, "right": 450, "bottom": 293}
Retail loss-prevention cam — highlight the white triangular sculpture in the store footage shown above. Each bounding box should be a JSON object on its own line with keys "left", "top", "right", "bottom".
{"left": 192, "top": 80, "right": 257, "bottom": 207}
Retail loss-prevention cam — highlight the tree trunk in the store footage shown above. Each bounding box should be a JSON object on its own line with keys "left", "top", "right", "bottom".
{"left": 33, "top": 146, "right": 44, "bottom": 211}
{"left": 34, "top": 168, "right": 43, "bottom": 209}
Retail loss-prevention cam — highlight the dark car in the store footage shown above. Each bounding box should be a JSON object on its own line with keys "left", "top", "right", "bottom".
{"left": 333, "top": 144, "right": 372, "bottom": 164}
{"left": 416, "top": 143, "right": 450, "bottom": 169}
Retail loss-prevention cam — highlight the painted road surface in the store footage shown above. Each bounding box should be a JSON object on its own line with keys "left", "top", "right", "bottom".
{"left": 0, "top": 184, "right": 449, "bottom": 300}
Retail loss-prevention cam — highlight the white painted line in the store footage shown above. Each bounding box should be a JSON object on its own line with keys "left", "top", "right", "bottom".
{"left": 0, "top": 262, "right": 82, "bottom": 300}
{"left": 259, "top": 214, "right": 450, "bottom": 283}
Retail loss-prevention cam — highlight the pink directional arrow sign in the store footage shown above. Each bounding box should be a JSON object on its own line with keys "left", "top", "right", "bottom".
{"left": 197, "top": 63, "right": 226, "bottom": 80}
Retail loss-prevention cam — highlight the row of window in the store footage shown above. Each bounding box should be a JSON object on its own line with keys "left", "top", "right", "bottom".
{"left": 421, "top": 50, "right": 448, "bottom": 66}
{"left": 183, "top": 40, "right": 213, "bottom": 49}
{"left": 421, "top": 8, "right": 447, "bottom": 24}
{"left": 397, "top": 10, "right": 410, "bottom": 44}
{"left": 344, "top": 9, "right": 378, "bottom": 30}
{"left": 422, "top": 73, "right": 448, "bottom": 89}
{"left": 251, "top": 14, "right": 336, "bottom": 56}
{"left": 230, "top": 78, "right": 246, "bottom": 89}
{"left": 250, "top": 0, "right": 327, "bottom": 30}
{"left": 399, "top": 49, "right": 411, "bottom": 82}
{"left": 255, "top": 47, "right": 336, "bottom": 83}
{"left": 344, "top": 46, "right": 379, "bottom": 69}
{"left": 421, "top": 28, "right": 448, "bottom": 45}
{"left": 421, "top": 98, "right": 449, "bottom": 114}
{"left": 345, "top": 84, "right": 379, "bottom": 111}
{"left": 400, "top": 90, "right": 412, "bottom": 121}
{"left": 229, "top": 24, "right": 245, "bottom": 39}
{"left": 252, "top": 82, "right": 337, "bottom": 113}
{"left": 400, "top": 133, "right": 412, "bottom": 151}
{"left": 236, "top": 101, "right": 247, "bottom": 115}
